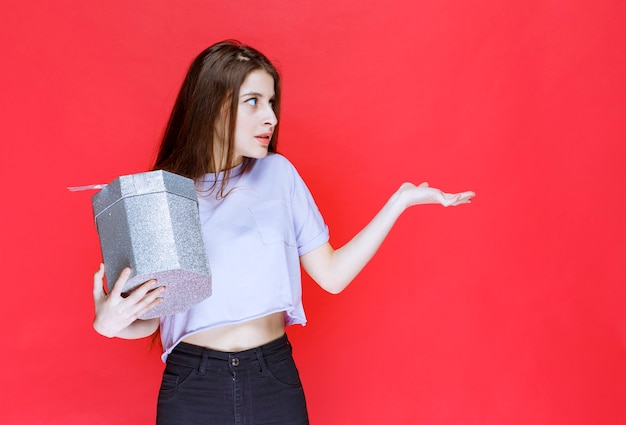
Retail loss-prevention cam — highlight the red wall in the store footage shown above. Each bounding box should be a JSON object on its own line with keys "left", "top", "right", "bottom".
{"left": 2, "top": 1, "right": 625, "bottom": 424}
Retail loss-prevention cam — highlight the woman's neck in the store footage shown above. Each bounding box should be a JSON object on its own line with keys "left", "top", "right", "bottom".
{"left": 208, "top": 155, "right": 243, "bottom": 173}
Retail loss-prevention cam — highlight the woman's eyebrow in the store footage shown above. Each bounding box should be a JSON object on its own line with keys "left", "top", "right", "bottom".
{"left": 239, "top": 91, "right": 275, "bottom": 98}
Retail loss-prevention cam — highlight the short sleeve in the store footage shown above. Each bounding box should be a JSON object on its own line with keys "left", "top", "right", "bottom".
{"left": 288, "top": 163, "right": 329, "bottom": 256}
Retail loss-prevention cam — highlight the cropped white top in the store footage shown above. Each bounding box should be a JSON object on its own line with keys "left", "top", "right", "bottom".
{"left": 159, "top": 154, "right": 329, "bottom": 361}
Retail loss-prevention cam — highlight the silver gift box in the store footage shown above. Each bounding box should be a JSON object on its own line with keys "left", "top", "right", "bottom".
{"left": 92, "top": 170, "right": 211, "bottom": 319}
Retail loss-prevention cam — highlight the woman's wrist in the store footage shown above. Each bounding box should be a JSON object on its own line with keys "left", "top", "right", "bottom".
{"left": 93, "top": 317, "right": 118, "bottom": 338}
{"left": 388, "top": 183, "right": 412, "bottom": 215}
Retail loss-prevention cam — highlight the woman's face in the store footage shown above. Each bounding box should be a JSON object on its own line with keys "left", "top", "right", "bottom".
{"left": 232, "top": 69, "right": 277, "bottom": 165}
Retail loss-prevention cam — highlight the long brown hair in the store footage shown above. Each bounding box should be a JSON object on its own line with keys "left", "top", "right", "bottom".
{"left": 153, "top": 40, "right": 281, "bottom": 194}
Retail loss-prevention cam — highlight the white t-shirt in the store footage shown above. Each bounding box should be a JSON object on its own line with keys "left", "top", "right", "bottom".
{"left": 159, "top": 153, "right": 329, "bottom": 361}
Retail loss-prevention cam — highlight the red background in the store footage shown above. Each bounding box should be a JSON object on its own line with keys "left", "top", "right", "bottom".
{"left": 1, "top": 1, "right": 625, "bottom": 424}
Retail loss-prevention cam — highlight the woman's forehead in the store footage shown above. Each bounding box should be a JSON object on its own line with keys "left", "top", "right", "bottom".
{"left": 240, "top": 69, "right": 276, "bottom": 97}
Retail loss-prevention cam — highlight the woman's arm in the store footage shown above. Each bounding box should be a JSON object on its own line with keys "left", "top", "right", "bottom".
{"left": 92, "top": 264, "right": 163, "bottom": 339}
{"left": 300, "top": 182, "right": 474, "bottom": 294}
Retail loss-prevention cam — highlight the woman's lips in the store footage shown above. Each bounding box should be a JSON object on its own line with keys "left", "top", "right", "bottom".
{"left": 255, "top": 133, "right": 272, "bottom": 145}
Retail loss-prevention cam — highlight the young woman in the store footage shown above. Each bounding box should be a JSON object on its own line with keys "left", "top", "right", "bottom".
{"left": 92, "top": 40, "right": 475, "bottom": 424}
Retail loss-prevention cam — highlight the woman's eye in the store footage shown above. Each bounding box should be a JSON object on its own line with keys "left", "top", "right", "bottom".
{"left": 246, "top": 98, "right": 257, "bottom": 106}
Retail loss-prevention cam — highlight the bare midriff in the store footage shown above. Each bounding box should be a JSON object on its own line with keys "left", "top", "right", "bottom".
{"left": 181, "top": 311, "right": 286, "bottom": 352}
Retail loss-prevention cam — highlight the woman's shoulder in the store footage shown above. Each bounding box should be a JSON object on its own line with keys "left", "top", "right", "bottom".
{"left": 257, "top": 153, "right": 296, "bottom": 173}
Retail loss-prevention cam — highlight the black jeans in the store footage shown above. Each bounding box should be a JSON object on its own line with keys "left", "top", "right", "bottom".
{"left": 156, "top": 334, "right": 309, "bottom": 425}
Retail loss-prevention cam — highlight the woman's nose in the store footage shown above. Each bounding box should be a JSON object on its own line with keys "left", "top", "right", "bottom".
{"left": 264, "top": 106, "right": 278, "bottom": 127}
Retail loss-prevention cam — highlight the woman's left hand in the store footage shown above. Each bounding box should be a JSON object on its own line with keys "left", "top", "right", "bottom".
{"left": 396, "top": 182, "right": 475, "bottom": 208}
{"left": 301, "top": 181, "right": 476, "bottom": 294}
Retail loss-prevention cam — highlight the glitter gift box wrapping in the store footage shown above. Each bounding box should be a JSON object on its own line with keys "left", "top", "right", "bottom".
{"left": 92, "top": 170, "right": 212, "bottom": 319}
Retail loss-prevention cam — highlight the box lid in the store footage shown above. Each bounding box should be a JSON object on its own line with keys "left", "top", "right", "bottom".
{"left": 92, "top": 170, "right": 197, "bottom": 217}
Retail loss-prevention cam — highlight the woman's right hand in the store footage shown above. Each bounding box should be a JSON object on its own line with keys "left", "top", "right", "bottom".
{"left": 92, "top": 264, "right": 164, "bottom": 338}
